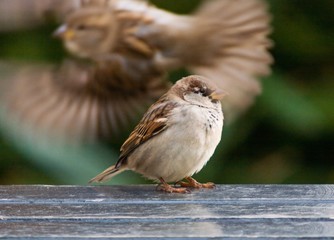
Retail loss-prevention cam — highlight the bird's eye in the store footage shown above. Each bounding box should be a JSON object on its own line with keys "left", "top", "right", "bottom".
{"left": 200, "top": 88, "right": 206, "bottom": 94}
{"left": 76, "top": 25, "right": 87, "bottom": 31}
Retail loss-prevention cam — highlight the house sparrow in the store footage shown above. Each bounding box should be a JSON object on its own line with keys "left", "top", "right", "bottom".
{"left": 1, "top": 0, "right": 272, "bottom": 143}
{"left": 55, "top": 0, "right": 273, "bottom": 119}
{"left": 89, "top": 75, "right": 226, "bottom": 193}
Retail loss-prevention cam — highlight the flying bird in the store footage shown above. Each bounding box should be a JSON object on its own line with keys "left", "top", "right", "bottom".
{"left": 1, "top": 0, "right": 272, "bottom": 143}
{"left": 55, "top": 0, "right": 273, "bottom": 117}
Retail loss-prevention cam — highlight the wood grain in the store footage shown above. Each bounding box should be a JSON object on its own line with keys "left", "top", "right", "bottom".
{"left": 1, "top": 185, "right": 334, "bottom": 238}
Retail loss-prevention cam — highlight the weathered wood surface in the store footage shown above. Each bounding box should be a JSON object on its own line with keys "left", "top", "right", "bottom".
{"left": 1, "top": 185, "right": 334, "bottom": 238}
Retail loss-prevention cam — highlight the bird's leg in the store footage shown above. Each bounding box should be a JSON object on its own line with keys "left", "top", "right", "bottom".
{"left": 157, "top": 177, "right": 189, "bottom": 193}
{"left": 179, "top": 177, "right": 215, "bottom": 189}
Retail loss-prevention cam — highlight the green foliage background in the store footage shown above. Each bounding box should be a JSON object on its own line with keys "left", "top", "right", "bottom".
{"left": 0, "top": 0, "right": 333, "bottom": 185}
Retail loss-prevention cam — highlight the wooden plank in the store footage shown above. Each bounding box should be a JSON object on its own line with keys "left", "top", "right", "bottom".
{"left": 1, "top": 203, "right": 334, "bottom": 220}
{"left": 1, "top": 185, "right": 334, "bottom": 202}
{"left": 1, "top": 185, "right": 334, "bottom": 238}
{"left": 1, "top": 220, "right": 334, "bottom": 238}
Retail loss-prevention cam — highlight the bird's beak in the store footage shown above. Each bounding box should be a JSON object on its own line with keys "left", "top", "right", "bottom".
{"left": 53, "top": 24, "right": 74, "bottom": 40}
{"left": 209, "top": 89, "right": 228, "bottom": 101}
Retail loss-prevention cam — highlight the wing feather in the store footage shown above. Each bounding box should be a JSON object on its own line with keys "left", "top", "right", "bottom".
{"left": 116, "top": 98, "right": 177, "bottom": 167}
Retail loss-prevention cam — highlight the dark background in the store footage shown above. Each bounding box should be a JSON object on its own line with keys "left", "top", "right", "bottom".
{"left": 0, "top": 0, "right": 333, "bottom": 185}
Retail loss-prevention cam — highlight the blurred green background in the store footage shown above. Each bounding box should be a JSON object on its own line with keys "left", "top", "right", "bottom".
{"left": 0, "top": 0, "right": 333, "bottom": 185}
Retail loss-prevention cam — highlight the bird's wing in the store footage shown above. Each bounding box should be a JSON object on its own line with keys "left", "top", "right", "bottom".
{"left": 117, "top": 97, "right": 177, "bottom": 166}
{"left": 0, "top": 0, "right": 114, "bottom": 32}
{"left": 0, "top": 0, "right": 81, "bottom": 31}
{"left": 0, "top": 59, "right": 169, "bottom": 143}
{"left": 110, "top": 0, "right": 273, "bottom": 121}
{"left": 190, "top": 0, "right": 273, "bottom": 120}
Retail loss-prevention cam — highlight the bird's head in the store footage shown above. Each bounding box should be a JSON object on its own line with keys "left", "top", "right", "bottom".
{"left": 54, "top": 7, "right": 117, "bottom": 59}
{"left": 172, "top": 75, "right": 227, "bottom": 109}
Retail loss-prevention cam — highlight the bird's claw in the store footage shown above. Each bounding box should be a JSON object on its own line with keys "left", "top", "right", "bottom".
{"left": 156, "top": 183, "right": 190, "bottom": 193}
{"left": 178, "top": 177, "right": 215, "bottom": 189}
{"left": 157, "top": 178, "right": 190, "bottom": 193}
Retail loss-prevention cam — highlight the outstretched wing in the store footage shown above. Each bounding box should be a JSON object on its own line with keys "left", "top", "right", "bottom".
{"left": 0, "top": 0, "right": 111, "bottom": 32}
{"left": 191, "top": 0, "right": 273, "bottom": 120}
{"left": 0, "top": 58, "right": 168, "bottom": 143}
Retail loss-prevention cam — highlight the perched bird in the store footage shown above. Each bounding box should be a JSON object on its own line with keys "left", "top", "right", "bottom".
{"left": 1, "top": 0, "right": 272, "bottom": 143}
{"left": 89, "top": 75, "right": 226, "bottom": 193}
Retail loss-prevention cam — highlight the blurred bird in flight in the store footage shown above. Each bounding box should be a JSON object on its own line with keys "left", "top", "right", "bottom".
{"left": 0, "top": 0, "right": 272, "bottom": 144}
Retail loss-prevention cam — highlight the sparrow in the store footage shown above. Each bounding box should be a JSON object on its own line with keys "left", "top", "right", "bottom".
{"left": 55, "top": 0, "right": 273, "bottom": 119}
{"left": 89, "top": 75, "right": 226, "bottom": 193}
{"left": 1, "top": 0, "right": 272, "bottom": 143}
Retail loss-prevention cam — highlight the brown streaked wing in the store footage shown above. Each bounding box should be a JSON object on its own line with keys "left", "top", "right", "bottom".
{"left": 116, "top": 98, "right": 178, "bottom": 167}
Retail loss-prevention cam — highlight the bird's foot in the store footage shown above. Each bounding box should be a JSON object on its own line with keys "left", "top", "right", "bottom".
{"left": 178, "top": 177, "right": 215, "bottom": 189}
{"left": 157, "top": 178, "right": 190, "bottom": 193}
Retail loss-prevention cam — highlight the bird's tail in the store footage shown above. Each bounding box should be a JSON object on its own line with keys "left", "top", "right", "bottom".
{"left": 190, "top": 0, "right": 273, "bottom": 120}
{"left": 89, "top": 165, "right": 126, "bottom": 183}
